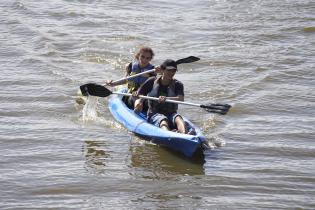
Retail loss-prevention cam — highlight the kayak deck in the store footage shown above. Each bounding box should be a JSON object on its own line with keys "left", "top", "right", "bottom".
{"left": 108, "top": 88, "right": 207, "bottom": 157}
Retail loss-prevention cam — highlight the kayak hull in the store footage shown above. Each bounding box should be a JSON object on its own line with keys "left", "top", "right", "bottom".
{"left": 108, "top": 89, "right": 206, "bottom": 157}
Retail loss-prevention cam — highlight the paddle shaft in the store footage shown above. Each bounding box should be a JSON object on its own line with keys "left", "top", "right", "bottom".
{"left": 113, "top": 91, "right": 203, "bottom": 108}
{"left": 109, "top": 56, "right": 200, "bottom": 86}
{"left": 111, "top": 69, "right": 155, "bottom": 86}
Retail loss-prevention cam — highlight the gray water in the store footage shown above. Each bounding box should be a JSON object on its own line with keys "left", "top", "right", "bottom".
{"left": 1, "top": 0, "right": 315, "bottom": 209}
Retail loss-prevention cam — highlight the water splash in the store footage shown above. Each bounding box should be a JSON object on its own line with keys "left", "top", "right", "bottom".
{"left": 207, "top": 135, "right": 226, "bottom": 149}
{"left": 79, "top": 95, "right": 124, "bottom": 130}
{"left": 82, "top": 96, "right": 99, "bottom": 121}
{"left": 202, "top": 117, "right": 226, "bottom": 149}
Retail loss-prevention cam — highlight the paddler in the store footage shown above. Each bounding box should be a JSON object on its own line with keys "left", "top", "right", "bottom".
{"left": 106, "top": 46, "right": 159, "bottom": 109}
{"left": 133, "top": 59, "right": 194, "bottom": 134}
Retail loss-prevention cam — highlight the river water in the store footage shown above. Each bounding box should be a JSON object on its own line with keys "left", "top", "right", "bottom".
{"left": 1, "top": 0, "right": 315, "bottom": 209}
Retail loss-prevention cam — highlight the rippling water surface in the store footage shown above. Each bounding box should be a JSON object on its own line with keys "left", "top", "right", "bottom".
{"left": 1, "top": 0, "right": 315, "bottom": 209}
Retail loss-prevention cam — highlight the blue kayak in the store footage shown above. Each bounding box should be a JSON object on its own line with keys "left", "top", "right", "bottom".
{"left": 108, "top": 88, "right": 207, "bottom": 157}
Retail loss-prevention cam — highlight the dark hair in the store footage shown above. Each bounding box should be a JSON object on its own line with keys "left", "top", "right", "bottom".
{"left": 135, "top": 46, "right": 154, "bottom": 60}
{"left": 161, "top": 59, "right": 177, "bottom": 70}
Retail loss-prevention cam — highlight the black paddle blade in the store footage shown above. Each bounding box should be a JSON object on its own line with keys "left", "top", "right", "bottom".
{"left": 201, "top": 103, "right": 231, "bottom": 115}
{"left": 80, "top": 83, "right": 112, "bottom": 97}
{"left": 175, "top": 56, "right": 200, "bottom": 64}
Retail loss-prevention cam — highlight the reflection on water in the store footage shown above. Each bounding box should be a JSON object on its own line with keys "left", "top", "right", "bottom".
{"left": 83, "top": 140, "right": 110, "bottom": 174}
{"left": 128, "top": 137, "right": 205, "bottom": 178}
{"left": 82, "top": 137, "right": 205, "bottom": 177}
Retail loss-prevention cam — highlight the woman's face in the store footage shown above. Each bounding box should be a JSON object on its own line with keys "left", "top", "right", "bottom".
{"left": 138, "top": 51, "right": 152, "bottom": 67}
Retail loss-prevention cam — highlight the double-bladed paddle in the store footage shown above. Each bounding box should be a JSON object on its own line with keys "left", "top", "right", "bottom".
{"left": 109, "top": 56, "right": 200, "bottom": 86}
{"left": 80, "top": 83, "right": 231, "bottom": 115}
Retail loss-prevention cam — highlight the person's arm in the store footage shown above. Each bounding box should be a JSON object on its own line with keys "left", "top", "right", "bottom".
{"left": 160, "top": 81, "right": 184, "bottom": 102}
{"left": 158, "top": 95, "right": 184, "bottom": 103}
{"left": 133, "top": 77, "right": 154, "bottom": 112}
{"left": 154, "top": 66, "right": 161, "bottom": 75}
{"left": 142, "top": 66, "right": 161, "bottom": 78}
{"left": 105, "top": 79, "right": 126, "bottom": 87}
{"left": 105, "top": 63, "right": 132, "bottom": 86}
